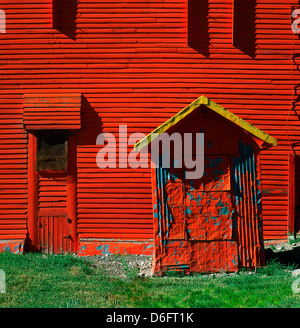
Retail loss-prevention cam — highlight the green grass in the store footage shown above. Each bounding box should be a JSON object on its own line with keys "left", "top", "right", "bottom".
{"left": 0, "top": 252, "right": 299, "bottom": 308}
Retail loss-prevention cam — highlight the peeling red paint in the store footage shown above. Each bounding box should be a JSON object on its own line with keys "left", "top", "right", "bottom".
{"left": 78, "top": 240, "right": 154, "bottom": 256}
{"left": 190, "top": 241, "right": 238, "bottom": 273}
{"left": 0, "top": 240, "right": 24, "bottom": 254}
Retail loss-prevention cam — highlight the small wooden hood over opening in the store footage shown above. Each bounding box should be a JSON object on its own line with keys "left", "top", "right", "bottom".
{"left": 23, "top": 93, "right": 82, "bottom": 130}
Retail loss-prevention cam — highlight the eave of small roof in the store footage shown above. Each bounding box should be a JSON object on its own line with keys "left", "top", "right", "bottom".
{"left": 134, "top": 95, "right": 277, "bottom": 152}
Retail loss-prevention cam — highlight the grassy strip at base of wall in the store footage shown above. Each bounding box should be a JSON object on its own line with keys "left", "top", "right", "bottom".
{"left": 0, "top": 252, "right": 299, "bottom": 308}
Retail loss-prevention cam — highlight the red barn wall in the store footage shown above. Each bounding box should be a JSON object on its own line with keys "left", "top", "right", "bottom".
{"left": 0, "top": 0, "right": 300, "bottom": 252}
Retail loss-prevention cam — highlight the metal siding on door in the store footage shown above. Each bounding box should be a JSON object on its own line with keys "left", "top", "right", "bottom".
{"left": 154, "top": 154, "right": 239, "bottom": 273}
{"left": 186, "top": 155, "right": 233, "bottom": 242}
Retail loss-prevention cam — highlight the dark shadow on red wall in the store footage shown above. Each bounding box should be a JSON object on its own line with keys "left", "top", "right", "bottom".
{"left": 233, "top": 0, "right": 256, "bottom": 58}
{"left": 77, "top": 95, "right": 103, "bottom": 146}
{"left": 53, "top": 0, "right": 77, "bottom": 40}
{"left": 187, "top": 0, "right": 210, "bottom": 57}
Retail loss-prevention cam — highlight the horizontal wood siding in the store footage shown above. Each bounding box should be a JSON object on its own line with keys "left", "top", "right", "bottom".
{"left": 0, "top": 95, "right": 27, "bottom": 240}
{"left": 0, "top": 0, "right": 299, "bottom": 242}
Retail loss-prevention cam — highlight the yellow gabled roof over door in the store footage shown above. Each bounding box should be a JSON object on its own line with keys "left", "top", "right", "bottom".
{"left": 134, "top": 95, "right": 277, "bottom": 152}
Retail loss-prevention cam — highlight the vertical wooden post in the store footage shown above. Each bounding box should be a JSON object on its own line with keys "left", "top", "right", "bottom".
{"left": 288, "top": 152, "right": 295, "bottom": 237}
{"left": 27, "top": 132, "right": 39, "bottom": 251}
{"left": 67, "top": 131, "right": 78, "bottom": 253}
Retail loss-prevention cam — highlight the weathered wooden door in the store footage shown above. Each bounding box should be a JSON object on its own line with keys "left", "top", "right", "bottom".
{"left": 38, "top": 215, "right": 71, "bottom": 254}
{"left": 37, "top": 131, "right": 72, "bottom": 254}
{"left": 27, "top": 130, "right": 77, "bottom": 254}
{"left": 37, "top": 171, "right": 72, "bottom": 254}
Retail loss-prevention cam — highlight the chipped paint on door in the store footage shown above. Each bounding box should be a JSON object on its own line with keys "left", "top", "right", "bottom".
{"left": 153, "top": 156, "right": 239, "bottom": 274}
{"left": 152, "top": 139, "right": 265, "bottom": 274}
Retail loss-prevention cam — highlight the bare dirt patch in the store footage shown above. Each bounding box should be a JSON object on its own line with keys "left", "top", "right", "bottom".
{"left": 80, "top": 240, "right": 300, "bottom": 278}
{"left": 83, "top": 254, "right": 153, "bottom": 278}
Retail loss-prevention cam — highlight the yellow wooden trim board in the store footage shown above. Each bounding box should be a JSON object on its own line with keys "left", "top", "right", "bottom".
{"left": 134, "top": 95, "right": 277, "bottom": 152}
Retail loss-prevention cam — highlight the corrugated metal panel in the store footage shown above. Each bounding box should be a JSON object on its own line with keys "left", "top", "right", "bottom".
{"left": 233, "top": 141, "right": 265, "bottom": 267}
{"left": 23, "top": 94, "right": 81, "bottom": 130}
{"left": 0, "top": 0, "right": 299, "bottom": 248}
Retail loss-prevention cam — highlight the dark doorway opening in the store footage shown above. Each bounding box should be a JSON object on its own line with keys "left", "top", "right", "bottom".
{"left": 36, "top": 130, "right": 68, "bottom": 172}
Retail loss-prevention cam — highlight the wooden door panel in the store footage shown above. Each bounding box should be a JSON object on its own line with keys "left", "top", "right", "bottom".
{"left": 38, "top": 216, "right": 72, "bottom": 254}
